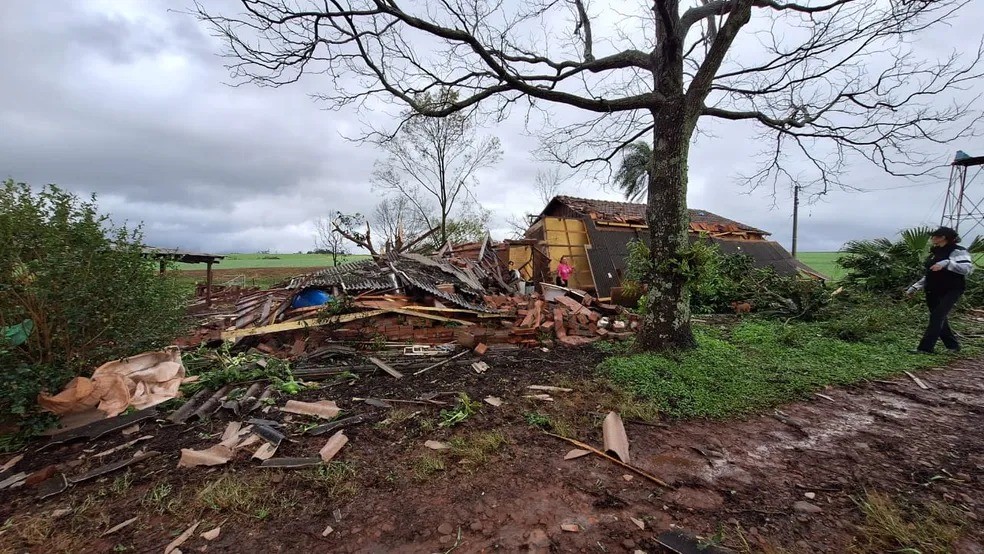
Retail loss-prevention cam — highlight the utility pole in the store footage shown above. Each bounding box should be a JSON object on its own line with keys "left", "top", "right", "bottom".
{"left": 791, "top": 184, "right": 800, "bottom": 257}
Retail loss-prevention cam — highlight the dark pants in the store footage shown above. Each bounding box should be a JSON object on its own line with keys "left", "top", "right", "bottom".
{"left": 918, "top": 288, "right": 963, "bottom": 352}
{"left": 554, "top": 276, "right": 568, "bottom": 287}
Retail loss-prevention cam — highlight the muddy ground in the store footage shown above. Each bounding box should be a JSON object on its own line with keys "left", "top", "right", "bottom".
{"left": 0, "top": 346, "right": 981, "bottom": 553}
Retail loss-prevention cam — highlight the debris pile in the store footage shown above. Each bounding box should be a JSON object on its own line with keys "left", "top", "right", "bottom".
{"left": 184, "top": 252, "right": 638, "bottom": 354}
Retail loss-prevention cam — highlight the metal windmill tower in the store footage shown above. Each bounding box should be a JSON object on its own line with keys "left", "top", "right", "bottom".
{"left": 940, "top": 150, "right": 984, "bottom": 239}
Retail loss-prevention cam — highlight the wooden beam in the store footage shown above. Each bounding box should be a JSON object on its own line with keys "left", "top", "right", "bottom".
{"left": 205, "top": 261, "right": 214, "bottom": 307}
{"left": 383, "top": 308, "right": 475, "bottom": 326}
{"left": 368, "top": 357, "right": 404, "bottom": 379}
{"left": 220, "top": 310, "right": 385, "bottom": 341}
{"left": 401, "top": 306, "right": 507, "bottom": 319}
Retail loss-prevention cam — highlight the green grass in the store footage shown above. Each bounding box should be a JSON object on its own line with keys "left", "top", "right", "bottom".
{"left": 601, "top": 299, "right": 976, "bottom": 418}
{"left": 853, "top": 491, "right": 967, "bottom": 553}
{"left": 175, "top": 253, "right": 370, "bottom": 270}
{"left": 796, "top": 251, "right": 844, "bottom": 281}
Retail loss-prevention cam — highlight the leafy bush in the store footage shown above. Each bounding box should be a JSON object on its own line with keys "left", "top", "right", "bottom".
{"left": 0, "top": 180, "right": 188, "bottom": 423}
{"left": 837, "top": 227, "right": 932, "bottom": 294}
{"left": 623, "top": 237, "right": 828, "bottom": 318}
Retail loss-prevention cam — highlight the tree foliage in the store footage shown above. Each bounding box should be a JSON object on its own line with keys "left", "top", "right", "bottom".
{"left": 838, "top": 226, "right": 934, "bottom": 293}
{"left": 839, "top": 226, "right": 984, "bottom": 295}
{"left": 625, "top": 238, "right": 829, "bottom": 318}
{"left": 0, "top": 180, "right": 187, "bottom": 421}
{"left": 614, "top": 142, "right": 653, "bottom": 202}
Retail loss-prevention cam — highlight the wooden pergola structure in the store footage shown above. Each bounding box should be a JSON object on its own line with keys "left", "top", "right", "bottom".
{"left": 141, "top": 247, "right": 225, "bottom": 306}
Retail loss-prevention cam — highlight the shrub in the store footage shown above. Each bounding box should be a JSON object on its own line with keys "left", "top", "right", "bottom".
{"left": 838, "top": 227, "right": 934, "bottom": 294}
{"left": 0, "top": 180, "right": 188, "bottom": 423}
{"left": 623, "top": 237, "right": 828, "bottom": 318}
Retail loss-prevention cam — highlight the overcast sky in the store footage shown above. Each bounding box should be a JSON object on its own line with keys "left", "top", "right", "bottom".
{"left": 2, "top": 0, "right": 983, "bottom": 254}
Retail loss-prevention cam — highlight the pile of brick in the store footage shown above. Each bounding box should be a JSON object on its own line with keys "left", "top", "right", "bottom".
{"left": 181, "top": 254, "right": 638, "bottom": 356}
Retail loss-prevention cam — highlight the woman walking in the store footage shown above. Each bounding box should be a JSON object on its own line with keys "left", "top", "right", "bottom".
{"left": 906, "top": 226, "right": 975, "bottom": 354}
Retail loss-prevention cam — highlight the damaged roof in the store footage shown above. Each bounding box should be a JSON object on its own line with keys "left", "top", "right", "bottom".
{"left": 286, "top": 259, "right": 395, "bottom": 292}
{"left": 542, "top": 195, "right": 769, "bottom": 236}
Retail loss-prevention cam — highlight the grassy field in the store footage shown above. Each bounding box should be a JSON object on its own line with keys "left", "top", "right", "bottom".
{"left": 173, "top": 251, "right": 846, "bottom": 284}
{"left": 175, "top": 253, "right": 369, "bottom": 270}
{"left": 796, "top": 251, "right": 844, "bottom": 280}
{"left": 600, "top": 298, "right": 976, "bottom": 418}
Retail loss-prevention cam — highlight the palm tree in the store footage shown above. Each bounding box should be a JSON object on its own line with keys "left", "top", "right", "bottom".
{"left": 614, "top": 141, "right": 653, "bottom": 202}
{"left": 838, "top": 226, "right": 961, "bottom": 292}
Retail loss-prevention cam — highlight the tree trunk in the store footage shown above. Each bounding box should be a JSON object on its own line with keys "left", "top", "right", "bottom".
{"left": 636, "top": 100, "right": 697, "bottom": 351}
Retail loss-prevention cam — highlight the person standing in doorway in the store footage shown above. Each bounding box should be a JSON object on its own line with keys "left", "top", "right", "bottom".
{"left": 555, "top": 255, "right": 574, "bottom": 287}
{"left": 906, "top": 226, "right": 975, "bottom": 354}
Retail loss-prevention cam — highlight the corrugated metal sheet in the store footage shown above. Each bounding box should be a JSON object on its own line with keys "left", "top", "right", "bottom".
{"left": 285, "top": 259, "right": 394, "bottom": 291}
{"left": 713, "top": 239, "right": 824, "bottom": 278}
{"left": 387, "top": 252, "right": 499, "bottom": 313}
{"left": 583, "top": 224, "right": 645, "bottom": 298}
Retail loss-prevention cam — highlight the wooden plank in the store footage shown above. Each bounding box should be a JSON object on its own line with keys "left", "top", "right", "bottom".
{"left": 383, "top": 308, "right": 475, "bottom": 326}
{"left": 368, "top": 357, "right": 404, "bottom": 379}
{"left": 904, "top": 371, "right": 930, "bottom": 390}
{"left": 258, "top": 296, "right": 273, "bottom": 325}
{"left": 220, "top": 310, "right": 385, "bottom": 341}
{"left": 402, "top": 306, "right": 508, "bottom": 319}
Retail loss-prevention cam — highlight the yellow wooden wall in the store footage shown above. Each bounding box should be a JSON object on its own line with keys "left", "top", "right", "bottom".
{"left": 543, "top": 217, "right": 593, "bottom": 289}
{"left": 507, "top": 244, "right": 534, "bottom": 280}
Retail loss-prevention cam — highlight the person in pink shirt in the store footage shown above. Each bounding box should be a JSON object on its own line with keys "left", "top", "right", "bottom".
{"left": 555, "top": 255, "right": 574, "bottom": 287}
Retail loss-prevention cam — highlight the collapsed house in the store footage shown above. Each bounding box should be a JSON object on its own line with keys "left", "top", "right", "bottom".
{"left": 518, "top": 196, "right": 823, "bottom": 300}
{"left": 187, "top": 250, "right": 635, "bottom": 355}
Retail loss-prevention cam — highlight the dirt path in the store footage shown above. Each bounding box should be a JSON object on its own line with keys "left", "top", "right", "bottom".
{"left": 325, "top": 357, "right": 984, "bottom": 554}
{"left": 1, "top": 349, "right": 981, "bottom": 553}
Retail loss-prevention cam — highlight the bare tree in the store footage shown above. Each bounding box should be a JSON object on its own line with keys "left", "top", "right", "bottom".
{"left": 314, "top": 218, "right": 349, "bottom": 266}
{"left": 534, "top": 168, "right": 563, "bottom": 206}
{"left": 332, "top": 198, "right": 439, "bottom": 256}
{"left": 506, "top": 168, "right": 565, "bottom": 237}
{"left": 372, "top": 89, "right": 502, "bottom": 246}
{"left": 198, "top": 0, "right": 983, "bottom": 351}
{"left": 373, "top": 195, "right": 429, "bottom": 252}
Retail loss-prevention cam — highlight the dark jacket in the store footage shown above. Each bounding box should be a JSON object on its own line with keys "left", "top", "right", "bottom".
{"left": 907, "top": 244, "right": 974, "bottom": 294}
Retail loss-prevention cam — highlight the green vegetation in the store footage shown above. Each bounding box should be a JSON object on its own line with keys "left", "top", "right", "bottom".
{"left": 448, "top": 431, "right": 508, "bottom": 466}
{"left": 524, "top": 411, "right": 552, "bottom": 430}
{"left": 601, "top": 297, "right": 972, "bottom": 418}
{"left": 625, "top": 238, "right": 829, "bottom": 317}
{"left": 438, "top": 393, "right": 481, "bottom": 427}
{"left": 309, "top": 461, "right": 359, "bottom": 497}
{"left": 0, "top": 180, "right": 188, "bottom": 435}
{"left": 182, "top": 342, "right": 306, "bottom": 396}
{"left": 411, "top": 453, "right": 446, "bottom": 479}
{"left": 796, "top": 252, "right": 845, "bottom": 281}
{"left": 175, "top": 252, "right": 369, "bottom": 270}
{"left": 852, "top": 491, "right": 967, "bottom": 554}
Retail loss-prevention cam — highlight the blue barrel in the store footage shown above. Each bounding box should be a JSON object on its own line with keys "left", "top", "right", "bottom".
{"left": 291, "top": 289, "right": 332, "bottom": 309}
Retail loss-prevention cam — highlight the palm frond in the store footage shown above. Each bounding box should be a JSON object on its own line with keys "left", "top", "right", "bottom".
{"left": 614, "top": 141, "right": 653, "bottom": 202}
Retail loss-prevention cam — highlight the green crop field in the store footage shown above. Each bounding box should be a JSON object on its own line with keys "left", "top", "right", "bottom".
{"left": 796, "top": 252, "right": 845, "bottom": 280}
{"left": 174, "top": 251, "right": 846, "bottom": 278}
{"left": 175, "top": 253, "right": 370, "bottom": 270}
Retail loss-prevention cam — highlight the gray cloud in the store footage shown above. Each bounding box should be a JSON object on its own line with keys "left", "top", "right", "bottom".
{"left": 1, "top": 0, "right": 982, "bottom": 255}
